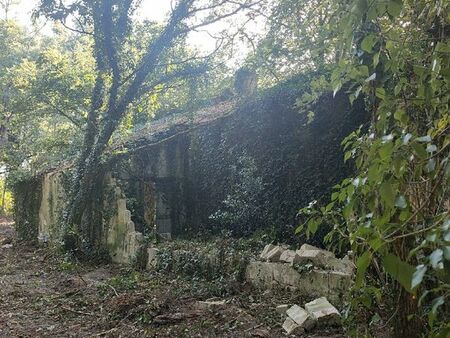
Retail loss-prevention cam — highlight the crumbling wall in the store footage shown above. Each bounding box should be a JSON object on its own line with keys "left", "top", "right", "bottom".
{"left": 12, "top": 176, "right": 42, "bottom": 243}
{"left": 38, "top": 171, "right": 66, "bottom": 243}
{"left": 104, "top": 176, "right": 144, "bottom": 264}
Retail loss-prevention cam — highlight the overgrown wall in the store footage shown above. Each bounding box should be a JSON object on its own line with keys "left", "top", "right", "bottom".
{"left": 112, "top": 76, "right": 367, "bottom": 243}
{"left": 13, "top": 176, "right": 42, "bottom": 243}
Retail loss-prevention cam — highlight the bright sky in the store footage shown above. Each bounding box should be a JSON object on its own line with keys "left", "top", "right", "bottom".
{"left": 11, "top": 0, "right": 263, "bottom": 60}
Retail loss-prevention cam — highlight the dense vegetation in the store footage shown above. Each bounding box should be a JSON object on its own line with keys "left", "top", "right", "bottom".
{"left": 0, "top": 0, "right": 448, "bottom": 337}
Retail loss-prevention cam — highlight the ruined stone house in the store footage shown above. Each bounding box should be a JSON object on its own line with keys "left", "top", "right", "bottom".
{"left": 13, "top": 73, "right": 367, "bottom": 265}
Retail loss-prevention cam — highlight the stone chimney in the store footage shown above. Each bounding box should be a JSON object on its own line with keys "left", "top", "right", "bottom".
{"left": 234, "top": 68, "right": 257, "bottom": 97}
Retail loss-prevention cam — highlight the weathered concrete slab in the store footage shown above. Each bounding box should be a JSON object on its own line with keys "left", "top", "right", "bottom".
{"left": 265, "top": 245, "right": 284, "bottom": 262}
{"left": 195, "top": 299, "right": 227, "bottom": 311}
{"left": 286, "top": 304, "right": 315, "bottom": 330}
{"left": 245, "top": 261, "right": 352, "bottom": 304}
{"left": 259, "top": 244, "right": 276, "bottom": 260}
{"left": 282, "top": 316, "right": 302, "bottom": 335}
{"left": 304, "top": 297, "right": 340, "bottom": 325}
{"left": 295, "top": 244, "right": 335, "bottom": 267}
{"left": 147, "top": 247, "right": 160, "bottom": 269}
{"left": 279, "top": 249, "right": 301, "bottom": 264}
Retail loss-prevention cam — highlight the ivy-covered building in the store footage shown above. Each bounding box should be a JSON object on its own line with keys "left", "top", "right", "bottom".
{"left": 13, "top": 74, "right": 366, "bottom": 263}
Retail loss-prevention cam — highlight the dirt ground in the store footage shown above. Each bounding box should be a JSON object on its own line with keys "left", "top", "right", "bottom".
{"left": 0, "top": 219, "right": 345, "bottom": 338}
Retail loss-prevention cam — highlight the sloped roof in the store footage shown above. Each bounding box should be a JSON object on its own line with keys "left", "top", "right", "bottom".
{"left": 112, "top": 99, "right": 236, "bottom": 153}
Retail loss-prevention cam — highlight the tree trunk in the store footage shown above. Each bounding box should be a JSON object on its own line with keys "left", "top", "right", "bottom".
{"left": 394, "top": 287, "right": 422, "bottom": 338}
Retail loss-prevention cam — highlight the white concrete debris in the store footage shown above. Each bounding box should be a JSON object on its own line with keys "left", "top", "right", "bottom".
{"left": 265, "top": 245, "right": 285, "bottom": 262}
{"left": 282, "top": 316, "right": 302, "bottom": 335}
{"left": 282, "top": 298, "right": 340, "bottom": 334}
{"left": 146, "top": 247, "right": 160, "bottom": 269}
{"left": 259, "top": 244, "right": 276, "bottom": 260}
{"left": 304, "top": 297, "right": 340, "bottom": 325}
{"left": 286, "top": 304, "right": 316, "bottom": 330}
{"left": 247, "top": 243, "right": 355, "bottom": 304}
{"left": 295, "top": 243, "right": 335, "bottom": 267}
{"left": 279, "top": 249, "right": 301, "bottom": 264}
{"left": 195, "top": 299, "right": 226, "bottom": 311}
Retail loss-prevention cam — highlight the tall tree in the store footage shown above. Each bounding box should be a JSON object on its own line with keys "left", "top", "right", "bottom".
{"left": 36, "top": 0, "right": 262, "bottom": 253}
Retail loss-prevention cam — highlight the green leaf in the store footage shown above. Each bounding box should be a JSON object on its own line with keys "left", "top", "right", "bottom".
{"left": 429, "top": 249, "right": 443, "bottom": 269}
{"left": 403, "top": 133, "right": 412, "bottom": 145}
{"left": 387, "top": 0, "right": 403, "bottom": 18}
{"left": 412, "top": 264, "right": 427, "bottom": 290}
{"left": 395, "top": 195, "right": 407, "bottom": 209}
{"left": 356, "top": 251, "right": 371, "bottom": 287}
{"left": 375, "top": 87, "right": 386, "bottom": 100}
{"left": 380, "top": 181, "right": 395, "bottom": 206}
{"left": 379, "top": 142, "right": 394, "bottom": 160}
{"left": 428, "top": 296, "right": 444, "bottom": 326}
{"left": 307, "top": 217, "right": 320, "bottom": 236}
{"left": 426, "top": 144, "right": 437, "bottom": 153}
{"left": 425, "top": 158, "right": 436, "bottom": 173}
{"left": 416, "top": 135, "right": 431, "bottom": 143}
{"left": 412, "top": 143, "right": 427, "bottom": 159}
{"left": 383, "top": 253, "right": 415, "bottom": 292}
{"left": 361, "top": 34, "right": 377, "bottom": 53}
{"left": 444, "top": 246, "right": 450, "bottom": 260}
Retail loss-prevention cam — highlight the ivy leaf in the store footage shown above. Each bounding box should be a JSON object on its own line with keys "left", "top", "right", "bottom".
{"left": 411, "top": 264, "right": 427, "bottom": 290}
{"left": 425, "top": 159, "right": 436, "bottom": 173}
{"left": 426, "top": 144, "right": 437, "bottom": 153}
{"left": 380, "top": 181, "right": 395, "bottom": 206}
{"left": 307, "top": 217, "right": 321, "bottom": 236}
{"left": 444, "top": 232, "right": 450, "bottom": 242}
{"left": 379, "top": 142, "right": 393, "bottom": 160}
{"left": 444, "top": 246, "right": 450, "bottom": 260}
{"left": 383, "top": 254, "right": 415, "bottom": 292}
{"left": 375, "top": 87, "right": 386, "bottom": 100}
{"left": 403, "top": 133, "right": 412, "bottom": 145}
{"left": 387, "top": 0, "right": 403, "bottom": 18}
{"left": 365, "top": 73, "right": 376, "bottom": 82}
{"left": 395, "top": 195, "right": 407, "bottom": 209}
{"left": 428, "top": 296, "right": 444, "bottom": 326}
{"left": 429, "top": 249, "right": 443, "bottom": 269}
{"left": 412, "top": 143, "right": 427, "bottom": 159}
{"left": 356, "top": 251, "right": 371, "bottom": 287}
{"left": 361, "top": 34, "right": 377, "bottom": 53}
{"left": 442, "top": 218, "right": 450, "bottom": 231}
{"left": 416, "top": 135, "right": 431, "bottom": 143}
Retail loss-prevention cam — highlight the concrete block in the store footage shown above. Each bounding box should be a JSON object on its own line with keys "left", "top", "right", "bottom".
{"left": 286, "top": 304, "right": 315, "bottom": 330}
{"left": 304, "top": 297, "right": 340, "bottom": 325}
{"left": 282, "top": 316, "right": 303, "bottom": 335}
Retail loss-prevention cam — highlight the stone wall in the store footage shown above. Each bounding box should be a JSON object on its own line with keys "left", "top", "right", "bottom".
{"left": 38, "top": 171, "right": 66, "bottom": 243}
{"left": 105, "top": 176, "right": 144, "bottom": 264}
{"left": 15, "top": 171, "right": 144, "bottom": 264}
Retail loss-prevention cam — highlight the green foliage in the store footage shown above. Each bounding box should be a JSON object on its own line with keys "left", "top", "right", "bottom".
{"left": 0, "top": 177, "right": 13, "bottom": 215}
{"left": 297, "top": 0, "right": 450, "bottom": 335}
{"left": 152, "top": 236, "right": 256, "bottom": 299}
{"left": 209, "top": 155, "right": 267, "bottom": 235}
{"left": 12, "top": 176, "right": 42, "bottom": 243}
{"left": 248, "top": 0, "right": 341, "bottom": 85}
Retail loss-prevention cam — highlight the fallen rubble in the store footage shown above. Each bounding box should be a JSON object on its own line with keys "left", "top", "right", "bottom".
{"left": 281, "top": 297, "right": 340, "bottom": 334}
{"left": 246, "top": 243, "right": 355, "bottom": 304}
